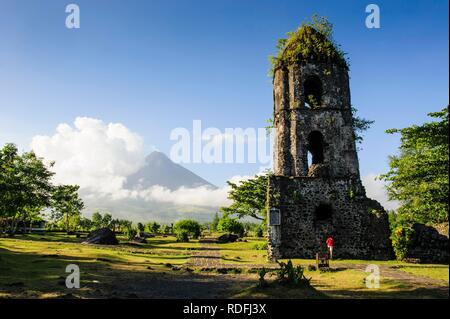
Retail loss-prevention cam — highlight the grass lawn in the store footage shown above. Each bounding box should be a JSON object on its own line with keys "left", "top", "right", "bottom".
{"left": 219, "top": 237, "right": 268, "bottom": 265}
{"left": 0, "top": 233, "right": 448, "bottom": 299}
{"left": 393, "top": 265, "right": 449, "bottom": 283}
{"left": 0, "top": 233, "right": 199, "bottom": 298}
{"left": 233, "top": 269, "right": 447, "bottom": 299}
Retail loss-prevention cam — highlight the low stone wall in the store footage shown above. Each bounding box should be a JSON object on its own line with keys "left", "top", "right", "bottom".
{"left": 406, "top": 223, "right": 449, "bottom": 264}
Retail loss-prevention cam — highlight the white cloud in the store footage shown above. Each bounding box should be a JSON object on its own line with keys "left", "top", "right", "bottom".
{"left": 362, "top": 173, "right": 400, "bottom": 211}
{"left": 30, "top": 117, "right": 255, "bottom": 216}
{"left": 31, "top": 117, "right": 146, "bottom": 195}
{"left": 137, "top": 185, "right": 230, "bottom": 207}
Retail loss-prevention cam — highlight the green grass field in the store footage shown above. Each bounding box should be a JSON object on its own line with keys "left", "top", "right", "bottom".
{"left": 0, "top": 233, "right": 448, "bottom": 299}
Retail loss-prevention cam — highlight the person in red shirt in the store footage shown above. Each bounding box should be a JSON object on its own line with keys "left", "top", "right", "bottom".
{"left": 326, "top": 236, "right": 334, "bottom": 259}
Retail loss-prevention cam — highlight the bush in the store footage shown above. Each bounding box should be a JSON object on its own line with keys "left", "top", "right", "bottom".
{"left": 217, "top": 217, "right": 245, "bottom": 237}
{"left": 176, "top": 229, "right": 190, "bottom": 242}
{"left": 173, "top": 219, "right": 201, "bottom": 240}
{"left": 258, "top": 267, "right": 269, "bottom": 288}
{"left": 389, "top": 212, "right": 414, "bottom": 260}
{"left": 276, "top": 260, "right": 311, "bottom": 287}
{"left": 137, "top": 222, "right": 145, "bottom": 232}
{"left": 124, "top": 227, "right": 137, "bottom": 241}
{"left": 255, "top": 223, "right": 266, "bottom": 237}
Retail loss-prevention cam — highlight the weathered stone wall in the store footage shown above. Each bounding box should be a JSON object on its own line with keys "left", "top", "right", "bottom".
{"left": 273, "top": 62, "right": 359, "bottom": 178}
{"left": 406, "top": 223, "right": 449, "bottom": 264}
{"left": 267, "top": 176, "right": 393, "bottom": 260}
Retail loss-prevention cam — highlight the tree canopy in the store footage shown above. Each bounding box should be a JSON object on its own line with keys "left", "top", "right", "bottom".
{"left": 0, "top": 143, "right": 84, "bottom": 234}
{"left": 380, "top": 107, "right": 449, "bottom": 224}
{"left": 220, "top": 173, "right": 269, "bottom": 221}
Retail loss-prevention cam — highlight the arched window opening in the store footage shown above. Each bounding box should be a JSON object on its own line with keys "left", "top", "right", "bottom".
{"left": 314, "top": 203, "right": 333, "bottom": 221}
{"left": 307, "top": 131, "right": 324, "bottom": 166}
{"left": 303, "top": 76, "right": 323, "bottom": 108}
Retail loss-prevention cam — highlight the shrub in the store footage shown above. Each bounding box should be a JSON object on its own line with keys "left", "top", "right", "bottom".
{"left": 176, "top": 229, "right": 190, "bottom": 242}
{"left": 276, "top": 260, "right": 311, "bottom": 287}
{"left": 389, "top": 212, "right": 415, "bottom": 260}
{"left": 173, "top": 219, "right": 201, "bottom": 240}
{"left": 256, "top": 227, "right": 263, "bottom": 237}
{"left": 391, "top": 222, "right": 414, "bottom": 260}
{"left": 258, "top": 267, "right": 269, "bottom": 288}
{"left": 217, "top": 217, "right": 245, "bottom": 237}
{"left": 124, "top": 227, "right": 137, "bottom": 241}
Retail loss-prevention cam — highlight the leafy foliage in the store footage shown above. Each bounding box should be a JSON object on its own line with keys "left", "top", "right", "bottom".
{"left": 91, "top": 211, "right": 113, "bottom": 229}
{"left": 210, "top": 212, "right": 220, "bottom": 232}
{"left": 276, "top": 260, "right": 311, "bottom": 287}
{"left": 50, "top": 185, "right": 85, "bottom": 233}
{"left": 258, "top": 267, "right": 269, "bottom": 288}
{"left": 175, "top": 229, "right": 190, "bottom": 242}
{"left": 388, "top": 212, "right": 414, "bottom": 260}
{"left": 137, "top": 222, "right": 145, "bottom": 232}
{"left": 380, "top": 107, "right": 449, "bottom": 224}
{"left": 217, "top": 217, "right": 245, "bottom": 237}
{"left": 220, "top": 173, "right": 269, "bottom": 221}
{"left": 173, "top": 219, "right": 201, "bottom": 241}
{"left": 1, "top": 144, "right": 53, "bottom": 233}
{"left": 352, "top": 107, "right": 375, "bottom": 145}
{"left": 269, "top": 15, "right": 348, "bottom": 76}
{"left": 124, "top": 226, "right": 137, "bottom": 241}
{"left": 146, "top": 221, "right": 161, "bottom": 233}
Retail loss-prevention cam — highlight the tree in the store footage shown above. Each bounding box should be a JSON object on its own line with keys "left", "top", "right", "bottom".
{"left": 137, "top": 222, "right": 145, "bottom": 232}
{"left": 110, "top": 218, "right": 120, "bottom": 232}
{"left": 173, "top": 219, "right": 201, "bottom": 241}
{"left": 211, "top": 212, "right": 220, "bottom": 232}
{"left": 102, "top": 213, "right": 112, "bottom": 229}
{"left": 146, "top": 221, "right": 160, "bottom": 233}
{"left": 217, "top": 217, "right": 245, "bottom": 237}
{"left": 78, "top": 217, "right": 93, "bottom": 231}
{"left": 90, "top": 211, "right": 113, "bottom": 229}
{"left": 220, "top": 173, "right": 269, "bottom": 221}
{"left": 380, "top": 107, "right": 449, "bottom": 224}
{"left": 151, "top": 222, "right": 160, "bottom": 233}
{"left": 51, "top": 185, "right": 85, "bottom": 233}
{"left": 124, "top": 226, "right": 137, "bottom": 241}
{"left": 91, "top": 211, "right": 103, "bottom": 229}
{"left": 119, "top": 219, "right": 132, "bottom": 233}
{"left": 160, "top": 224, "right": 171, "bottom": 234}
{"left": 0, "top": 144, "right": 54, "bottom": 234}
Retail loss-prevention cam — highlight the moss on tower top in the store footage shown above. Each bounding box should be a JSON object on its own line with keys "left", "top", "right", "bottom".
{"left": 269, "top": 16, "right": 349, "bottom": 75}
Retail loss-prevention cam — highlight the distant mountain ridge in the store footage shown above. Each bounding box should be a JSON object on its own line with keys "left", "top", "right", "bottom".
{"left": 125, "top": 151, "right": 217, "bottom": 191}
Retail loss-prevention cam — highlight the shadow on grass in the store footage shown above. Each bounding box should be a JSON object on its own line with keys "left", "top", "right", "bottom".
{"left": 0, "top": 246, "right": 255, "bottom": 299}
{"left": 2, "top": 233, "right": 84, "bottom": 244}
{"left": 312, "top": 277, "right": 448, "bottom": 299}
{"left": 233, "top": 282, "right": 329, "bottom": 299}
{"left": 318, "top": 286, "right": 448, "bottom": 299}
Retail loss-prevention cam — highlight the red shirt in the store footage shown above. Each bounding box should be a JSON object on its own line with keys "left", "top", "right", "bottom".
{"left": 326, "top": 237, "right": 334, "bottom": 247}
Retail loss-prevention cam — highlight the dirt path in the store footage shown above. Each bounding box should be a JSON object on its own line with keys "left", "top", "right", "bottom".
{"left": 186, "top": 238, "right": 222, "bottom": 268}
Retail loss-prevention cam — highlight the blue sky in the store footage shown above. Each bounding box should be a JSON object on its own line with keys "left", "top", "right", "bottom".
{"left": 0, "top": 0, "right": 448, "bottom": 187}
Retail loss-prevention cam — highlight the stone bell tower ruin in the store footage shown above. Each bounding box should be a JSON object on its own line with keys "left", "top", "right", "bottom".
{"left": 266, "top": 24, "right": 393, "bottom": 260}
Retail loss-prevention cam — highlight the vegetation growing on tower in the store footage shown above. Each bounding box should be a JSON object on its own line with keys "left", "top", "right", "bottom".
{"left": 269, "top": 15, "right": 349, "bottom": 76}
